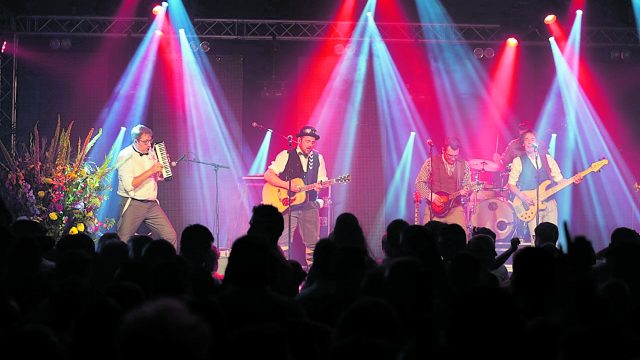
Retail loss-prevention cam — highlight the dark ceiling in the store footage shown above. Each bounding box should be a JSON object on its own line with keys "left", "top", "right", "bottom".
{"left": 0, "top": 0, "right": 635, "bottom": 28}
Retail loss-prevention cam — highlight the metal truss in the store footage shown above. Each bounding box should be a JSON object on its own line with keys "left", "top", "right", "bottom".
{"left": 5, "top": 16, "right": 638, "bottom": 46}
{"left": 0, "top": 43, "right": 16, "bottom": 154}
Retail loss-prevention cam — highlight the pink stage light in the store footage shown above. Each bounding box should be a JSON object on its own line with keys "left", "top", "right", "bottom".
{"left": 506, "top": 37, "right": 518, "bottom": 47}
{"left": 544, "top": 14, "right": 557, "bottom": 25}
{"left": 1, "top": 41, "right": 6, "bottom": 54}
{"left": 155, "top": 30, "right": 164, "bottom": 37}
{"left": 152, "top": 5, "right": 163, "bottom": 15}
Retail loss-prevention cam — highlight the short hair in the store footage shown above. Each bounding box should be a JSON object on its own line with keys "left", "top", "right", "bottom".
{"left": 534, "top": 222, "right": 559, "bottom": 247}
{"left": 443, "top": 137, "right": 461, "bottom": 151}
{"left": 131, "top": 125, "right": 153, "bottom": 141}
{"left": 519, "top": 129, "right": 536, "bottom": 146}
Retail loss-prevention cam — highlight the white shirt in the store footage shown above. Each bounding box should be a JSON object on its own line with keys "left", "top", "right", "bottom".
{"left": 117, "top": 144, "right": 160, "bottom": 200}
{"left": 268, "top": 146, "right": 328, "bottom": 182}
{"left": 508, "top": 153, "right": 564, "bottom": 187}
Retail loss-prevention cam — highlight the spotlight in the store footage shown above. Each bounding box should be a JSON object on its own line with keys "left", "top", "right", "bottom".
{"left": 366, "top": 11, "right": 372, "bottom": 17}
{"left": 190, "top": 41, "right": 199, "bottom": 52}
{"left": 49, "top": 38, "right": 61, "bottom": 50}
{"left": 152, "top": 5, "right": 163, "bottom": 15}
{"left": 506, "top": 37, "right": 518, "bottom": 47}
{"left": 576, "top": 9, "right": 583, "bottom": 16}
{"left": 60, "top": 38, "right": 71, "bottom": 50}
{"left": 334, "top": 43, "right": 345, "bottom": 55}
{"left": 484, "top": 48, "right": 495, "bottom": 58}
{"left": 162, "top": 1, "right": 168, "bottom": 7}
{"left": 1, "top": 40, "right": 6, "bottom": 54}
{"left": 155, "top": 30, "right": 164, "bottom": 36}
{"left": 473, "top": 47, "right": 484, "bottom": 58}
{"left": 544, "top": 14, "right": 557, "bottom": 25}
{"left": 200, "top": 41, "right": 210, "bottom": 53}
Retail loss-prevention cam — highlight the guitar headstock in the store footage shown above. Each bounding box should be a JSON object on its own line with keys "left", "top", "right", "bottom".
{"left": 590, "top": 158, "right": 609, "bottom": 172}
{"left": 413, "top": 190, "right": 421, "bottom": 203}
{"left": 335, "top": 174, "right": 351, "bottom": 184}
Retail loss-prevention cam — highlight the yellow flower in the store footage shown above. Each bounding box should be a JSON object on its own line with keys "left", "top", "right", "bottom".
{"left": 87, "top": 211, "right": 94, "bottom": 218}
{"left": 79, "top": 169, "right": 87, "bottom": 177}
{"left": 49, "top": 212, "right": 58, "bottom": 221}
{"left": 76, "top": 223, "right": 85, "bottom": 232}
{"left": 69, "top": 227, "right": 78, "bottom": 235}
{"left": 37, "top": 191, "right": 45, "bottom": 198}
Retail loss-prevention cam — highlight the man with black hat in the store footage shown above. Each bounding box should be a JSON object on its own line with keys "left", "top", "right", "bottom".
{"left": 493, "top": 120, "right": 530, "bottom": 170}
{"left": 264, "top": 125, "right": 328, "bottom": 266}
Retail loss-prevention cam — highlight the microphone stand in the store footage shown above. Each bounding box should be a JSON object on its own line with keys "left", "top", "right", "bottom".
{"left": 534, "top": 147, "right": 540, "bottom": 236}
{"left": 287, "top": 135, "right": 294, "bottom": 260}
{"left": 184, "top": 158, "right": 230, "bottom": 250}
{"left": 428, "top": 141, "right": 435, "bottom": 222}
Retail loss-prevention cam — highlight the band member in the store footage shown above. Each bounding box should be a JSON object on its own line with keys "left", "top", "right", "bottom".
{"left": 507, "top": 129, "right": 581, "bottom": 237}
{"left": 264, "top": 125, "right": 328, "bottom": 266}
{"left": 493, "top": 120, "right": 530, "bottom": 170}
{"left": 415, "top": 137, "right": 471, "bottom": 229}
{"left": 116, "top": 125, "right": 177, "bottom": 246}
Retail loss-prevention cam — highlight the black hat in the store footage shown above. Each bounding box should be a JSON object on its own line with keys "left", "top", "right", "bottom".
{"left": 295, "top": 125, "right": 320, "bottom": 140}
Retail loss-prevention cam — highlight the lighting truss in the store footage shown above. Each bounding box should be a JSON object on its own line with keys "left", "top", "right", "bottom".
{"left": 5, "top": 16, "right": 638, "bottom": 46}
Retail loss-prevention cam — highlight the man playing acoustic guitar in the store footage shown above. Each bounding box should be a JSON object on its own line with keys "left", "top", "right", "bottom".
{"left": 415, "top": 137, "right": 472, "bottom": 231}
{"left": 264, "top": 125, "right": 327, "bottom": 266}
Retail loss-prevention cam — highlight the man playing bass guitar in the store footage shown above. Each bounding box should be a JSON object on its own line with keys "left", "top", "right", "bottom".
{"left": 415, "top": 137, "right": 471, "bottom": 231}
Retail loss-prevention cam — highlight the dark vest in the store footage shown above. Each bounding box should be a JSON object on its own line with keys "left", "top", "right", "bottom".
{"left": 280, "top": 149, "right": 320, "bottom": 209}
{"left": 517, "top": 154, "right": 550, "bottom": 191}
{"left": 431, "top": 157, "right": 464, "bottom": 193}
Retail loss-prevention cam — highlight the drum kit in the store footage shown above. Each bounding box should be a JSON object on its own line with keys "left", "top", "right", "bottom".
{"left": 464, "top": 158, "right": 525, "bottom": 241}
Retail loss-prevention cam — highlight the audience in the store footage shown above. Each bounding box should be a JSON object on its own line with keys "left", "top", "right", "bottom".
{"left": 1, "top": 192, "right": 639, "bottom": 360}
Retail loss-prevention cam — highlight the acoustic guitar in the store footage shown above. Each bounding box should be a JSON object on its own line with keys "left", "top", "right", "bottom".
{"left": 262, "top": 174, "right": 351, "bottom": 212}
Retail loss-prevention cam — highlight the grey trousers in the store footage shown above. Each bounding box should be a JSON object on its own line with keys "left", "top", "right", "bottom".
{"left": 117, "top": 197, "right": 177, "bottom": 247}
{"left": 278, "top": 207, "right": 319, "bottom": 267}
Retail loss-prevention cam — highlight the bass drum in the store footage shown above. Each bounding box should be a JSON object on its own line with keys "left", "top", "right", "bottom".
{"left": 471, "top": 198, "right": 516, "bottom": 241}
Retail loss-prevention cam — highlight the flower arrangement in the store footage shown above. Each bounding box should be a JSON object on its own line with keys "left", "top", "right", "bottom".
{"left": 0, "top": 117, "right": 117, "bottom": 240}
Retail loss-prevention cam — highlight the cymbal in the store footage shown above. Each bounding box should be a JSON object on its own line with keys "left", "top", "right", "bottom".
{"left": 468, "top": 158, "right": 500, "bottom": 172}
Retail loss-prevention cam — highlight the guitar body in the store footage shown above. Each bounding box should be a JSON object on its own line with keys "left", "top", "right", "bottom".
{"left": 429, "top": 191, "right": 457, "bottom": 218}
{"left": 262, "top": 178, "right": 307, "bottom": 212}
{"left": 511, "top": 180, "right": 552, "bottom": 222}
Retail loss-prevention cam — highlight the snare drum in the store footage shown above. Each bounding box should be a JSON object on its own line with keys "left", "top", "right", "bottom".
{"left": 470, "top": 198, "right": 516, "bottom": 241}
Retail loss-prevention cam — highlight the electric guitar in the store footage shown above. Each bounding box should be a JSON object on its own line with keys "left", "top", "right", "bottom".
{"left": 512, "top": 158, "right": 609, "bottom": 222}
{"left": 413, "top": 191, "right": 421, "bottom": 225}
{"left": 262, "top": 174, "right": 351, "bottom": 213}
{"left": 428, "top": 182, "right": 484, "bottom": 217}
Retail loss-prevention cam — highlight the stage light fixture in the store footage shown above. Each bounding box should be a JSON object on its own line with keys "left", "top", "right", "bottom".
{"left": 544, "top": 14, "right": 557, "bottom": 25}
{"left": 61, "top": 38, "right": 71, "bottom": 50}
{"left": 484, "top": 48, "right": 495, "bottom": 58}
{"left": 334, "top": 43, "right": 345, "bottom": 55}
{"left": 49, "top": 38, "right": 61, "bottom": 50}
{"left": 1, "top": 40, "right": 6, "bottom": 54}
{"left": 152, "top": 5, "right": 163, "bottom": 15}
{"left": 200, "top": 41, "right": 211, "bottom": 53}
{"left": 366, "top": 11, "right": 373, "bottom": 17}
{"left": 576, "top": 9, "right": 583, "bottom": 15}
{"left": 506, "top": 37, "right": 518, "bottom": 47}
{"left": 155, "top": 30, "right": 164, "bottom": 36}
{"left": 473, "top": 47, "right": 484, "bottom": 58}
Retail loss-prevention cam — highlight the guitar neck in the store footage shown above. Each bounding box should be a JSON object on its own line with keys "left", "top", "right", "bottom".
{"left": 543, "top": 168, "right": 594, "bottom": 199}
{"left": 299, "top": 178, "right": 338, "bottom": 192}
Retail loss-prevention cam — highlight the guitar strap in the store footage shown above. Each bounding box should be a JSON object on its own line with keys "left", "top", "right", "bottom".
{"left": 539, "top": 152, "right": 553, "bottom": 181}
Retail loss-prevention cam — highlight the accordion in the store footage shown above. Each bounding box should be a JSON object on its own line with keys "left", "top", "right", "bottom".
{"left": 153, "top": 141, "right": 173, "bottom": 181}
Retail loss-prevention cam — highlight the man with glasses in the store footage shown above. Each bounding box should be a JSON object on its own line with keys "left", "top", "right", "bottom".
{"left": 116, "top": 124, "right": 177, "bottom": 246}
{"left": 415, "top": 137, "right": 471, "bottom": 229}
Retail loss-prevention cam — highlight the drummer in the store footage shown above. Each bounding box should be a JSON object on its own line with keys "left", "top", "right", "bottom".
{"left": 492, "top": 120, "right": 530, "bottom": 170}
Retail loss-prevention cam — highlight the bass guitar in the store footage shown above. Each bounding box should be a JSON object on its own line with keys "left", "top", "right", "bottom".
{"left": 262, "top": 174, "right": 351, "bottom": 213}
{"left": 512, "top": 158, "right": 609, "bottom": 222}
{"left": 428, "top": 182, "right": 484, "bottom": 217}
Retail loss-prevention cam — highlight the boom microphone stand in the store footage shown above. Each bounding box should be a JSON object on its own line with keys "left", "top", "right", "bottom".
{"left": 184, "top": 158, "right": 230, "bottom": 250}
{"left": 534, "top": 146, "right": 540, "bottom": 236}
{"left": 428, "top": 140, "right": 435, "bottom": 221}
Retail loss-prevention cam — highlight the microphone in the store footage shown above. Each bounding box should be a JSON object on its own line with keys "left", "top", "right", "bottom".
{"left": 427, "top": 139, "right": 434, "bottom": 147}
{"left": 252, "top": 122, "right": 264, "bottom": 129}
{"left": 287, "top": 135, "right": 293, "bottom": 145}
{"left": 170, "top": 154, "right": 186, "bottom": 167}
{"left": 531, "top": 142, "right": 539, "bottom": 150}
